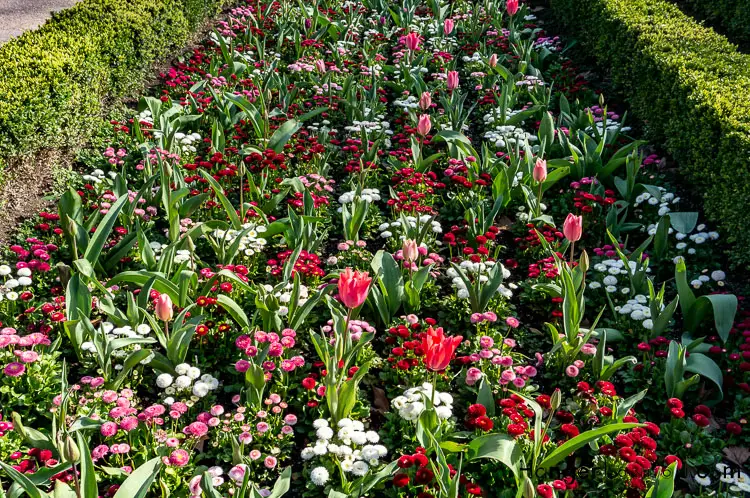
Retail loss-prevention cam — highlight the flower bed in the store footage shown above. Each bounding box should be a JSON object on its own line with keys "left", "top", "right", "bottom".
{"left": 0, "top": 0, "right": 233, "bottom": 164}
{"left": 0, "top": 0, "right": 748, "bottom": 497}
{"left": 549, "top": 0, "right": 750, "bottom": 267}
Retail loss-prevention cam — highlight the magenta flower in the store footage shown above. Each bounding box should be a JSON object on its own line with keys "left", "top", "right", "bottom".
{"left": 4, "top": 362, "right": 25, "bottom": 377}
{"left": 169, "top": 449, "right": 190, "bottom": 467}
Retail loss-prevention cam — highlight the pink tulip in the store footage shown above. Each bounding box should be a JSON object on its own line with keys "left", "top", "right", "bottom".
{"left": 419, "top": 91, "right": 432, "bottom": 110}
{"left": 315, "top": 59, "right": 326, "bottom": 74}
{"left": 533, "top": 158, "right": 547, "bottom": 183}
{"left": 404, "top": 32, "right": 420, "bottom": 51}
{"left": 446, "top": 71, "right": 459, "bottom": 91}
{"left": 488, "top": 53, "right": 498, "bottom": 68}
{"left": 563, "top": 213, "right": 583, "bottom": 242}
{"left": 506, "top": 0, "right": 519, "bottom": 15}
{"left": 155, "top": 294, "right": 173, "bottom": 322}
{"left": 402, "top": 239, "right": 419, "bottom": 263}
{"left": 417, "top": 114, "right": 432, "bottom": 137}
{"left": 444, "top": 19, "right": 455, "bottom": 35}
{"left": 338, "top": 268, "right": 372, "bottom": 309}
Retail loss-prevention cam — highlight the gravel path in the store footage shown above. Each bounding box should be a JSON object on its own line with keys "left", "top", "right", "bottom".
{"left": 0, "top": 0, "right": 79, "bottom": 43}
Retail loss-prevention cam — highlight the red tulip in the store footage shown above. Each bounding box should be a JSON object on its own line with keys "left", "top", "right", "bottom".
{"left": 563, "top": 213, "right": 583, "bottom": 242}
{"left": 506, "top": 0, "right": 519, "bottom": 15}
{"left": 155, "top": 294, "right": 174, "bottom": 322}
{"left": 404, "top": 32, "right": 420, "bottom": 51}
{"left": 422, "top": 326, "right": 463, "bottom": 371}
{"left": 533, "top": 158, "right": 547, "bottom": 183}
{"left": 338, "top": 268, "right": 372, "bottom": 309}
{"left": 417, "top": 114, "right": 432, "bottom": 137}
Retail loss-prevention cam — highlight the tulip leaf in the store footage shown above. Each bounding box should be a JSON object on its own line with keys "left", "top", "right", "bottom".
{"left": 539, "top": 423, "right": 640, "bottom": 469}
{"left": 113, "top": 457, "right": 162, "bottom": 498}
{"left": 467, "top": 434, "right": 521, "bottom": 478}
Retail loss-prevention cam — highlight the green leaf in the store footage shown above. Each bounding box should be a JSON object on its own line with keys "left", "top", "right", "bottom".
{"left": 617, "top": 390, "right": 647, "bottom": 420}
{"left": 268, "top": 119, "right": 302, "bottom": 153}
{"left": 539, "top": 423, "right": 640, "bottom": 469}
{"left": 0, "top": 461, "right": 46, "bottom": 498}
{"left": 113, "top": 457, "right": 162, "bottom": 498}
{"left": 685, "top": 294, "right": 738, "bottom": 342}
{"left": 216, "top": 294, "right": 250, "bottom": 330}
{"left": 685, "top": 353, "right": 723, "bottom": 397}
{"left": 268, "top": 467, "right": 292, "bottom": 498}
{"left": 84, "top": 194, "right": 129, "bottom": 265}
{"left": 645, "top": 462, "right": 678, "bottom": 498}
{"left": 476, "top": 378, "right": 495, "bottom": 417}
{"left": 669, "top": 212, "right": 699, "bottom": 235}
{"left": 76, "top": 432, "right": 98, "bottom": 498}
{"left": 199, "top": 170, "right": 242, "bottom": 230}
{"left": 467, "top": 434, "right": 521, "bottom": 478}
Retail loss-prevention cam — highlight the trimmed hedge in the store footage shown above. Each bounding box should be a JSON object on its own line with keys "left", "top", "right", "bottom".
{"left": 549, "top": 0, "right": 750, "bottom": 266}
{"left": 678, "top": 0, "right": 750, "bottom": 47}
{"left": 0, "top": 0, "right": 230, "bottom": 160}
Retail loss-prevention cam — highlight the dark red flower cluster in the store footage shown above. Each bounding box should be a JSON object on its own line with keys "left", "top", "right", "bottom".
{"left": 392, "top": 446, "right": 482, "bottom": 495}
{"left": 443, "top": 223, "right": 500, "bottom": 262}
{"left": 267, "top": 250, "right": 325, "bottom": 279}
{"left": 384, "top": 320, "right": 434, "bottom": 371}
{"left": 465, "top": 403, "right": 494, "bottom": 431}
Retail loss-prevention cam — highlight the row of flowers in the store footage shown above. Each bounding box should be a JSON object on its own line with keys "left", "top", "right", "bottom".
{"left": 0, "top": 0, "right": 748, "bottom": 497}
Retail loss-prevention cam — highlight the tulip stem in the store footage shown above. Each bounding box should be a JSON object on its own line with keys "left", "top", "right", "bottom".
{"left": 431, "top": 370, "right": 438, "bottom": 411}
{"left": 537, "top": 182, "right": 543, "bottom": 218}
{"left": 569, "top": 241, "right": 575, "bottom": 264}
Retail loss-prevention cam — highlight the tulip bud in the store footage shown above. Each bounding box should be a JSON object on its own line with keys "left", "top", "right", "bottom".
{"left": 599, "top": 92, "right": 605, "bottom": 108}
{"left": 419, "top": 91, "right": 432, "bottom": 111}
{"left": 155, "top": 293, "right": 174, "bottom": 322}
{"left": 443, "top": 19, "right": 455, "bottom": 35}
{"left": 315, "top": 59, "right": 326, "bottom": 74}
{"left": 61, "top": 435, "right": 79, "bottom": 463}
{"left": 416, "top": 114, "right": 432, "bottom": 137}
{"left": 163, "top": 162, "right": 173, "bottom": 178}
{"left": 488, "top": 53, "right": 498, "bottom": 68}
{"left": 522, "top": 476, "right": 535, "bottom": 498}
{"left": 551, "top": 388, "right": 562, "bottom": 411}
{"left": 305, "top": 18, "right": 312, "bottom": 29}
{"left": 579, "top": 250, "right": 590, "bottom": 273}
{"left": 563, "top": 213, "right": 583, "bottom": 242}
{"left": 506, "top": 0, "right": 519, "bottom": 15}
{"left": 186, "top": 236, "right": 196, "bottom": 253}
{"left": 446, "top": 71, "right": 459, "bottom": 91}
{"left": 532, "top": 158, "right": 547, "bottom": 183}
{"left": 404, "top": 32, "right": 420, "bottom": 51}
{"left": 402, "top": 239, "right": 419, "bottom": 263}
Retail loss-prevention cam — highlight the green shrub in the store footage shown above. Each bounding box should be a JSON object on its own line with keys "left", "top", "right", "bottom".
{"left": 678, "top": 0, "right": 750, "bottom": 47}
{"left": 0, "top": 0, "right": 231, "bottom": 160}
{"left": 549, "top": 0, "right": 750, "bottom": 267}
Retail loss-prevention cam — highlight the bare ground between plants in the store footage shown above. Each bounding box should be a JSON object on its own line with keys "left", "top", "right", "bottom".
{"left": 0, "top": 149, "right": 68, "bottom": 244}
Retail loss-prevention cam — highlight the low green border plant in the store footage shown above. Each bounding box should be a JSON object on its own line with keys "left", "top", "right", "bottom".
{"left": 549, "top": 0, "right": 750, "bottom": 267}
{"left": 678, "top": 0, "right": 750, "bottom": 47}
{"left": 0, "top": 0, "right": 232, "bottom": 163}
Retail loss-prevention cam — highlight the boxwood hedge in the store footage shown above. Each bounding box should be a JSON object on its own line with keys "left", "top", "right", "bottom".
{"left": 0, "top": 0, "right": 230, "bottom": 161}
{"left": 549, "top": 0, "right": 750, "bottom": 266}
{"left": 678, "top": 0, "right": 750, "bottom": 47}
